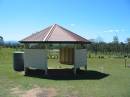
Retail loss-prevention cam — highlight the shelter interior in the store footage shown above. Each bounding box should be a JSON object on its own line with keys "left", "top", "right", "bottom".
{"left": 23, "top": 43, "right": 88, "bottom": 75}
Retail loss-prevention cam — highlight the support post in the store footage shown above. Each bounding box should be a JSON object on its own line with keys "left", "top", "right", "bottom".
{"left": 74, "top": 67, "right": 77, "bottom": 75}
{"left": 85, "top": 65, "right": 87, "bottom": 70}
{"left": 85, "top": 48, "right": 87, "bottom": 71}
{"left": 45, "top": 68, "right": 48, "bottom": 75}
{"left": 73, "top": 44, "right": 77, "bottom": 75}
{"left": 124, "top": 56, "right": 127, "bottom": 68}
{"left": 125, "top": 58, "right": 127, "bottom": 68}
{"left": 45, "top": 44, "right": 48, "bottom": 75}
{"left": 24, "top": 67, "right": 30, "bottom": 76}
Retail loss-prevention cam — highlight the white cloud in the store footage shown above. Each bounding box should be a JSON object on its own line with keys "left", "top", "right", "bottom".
{"left": 104, "top": 29, "right": 120, "bottom": 33}
{"left": 70, "top": 24, "right": 76, "bottom": 27}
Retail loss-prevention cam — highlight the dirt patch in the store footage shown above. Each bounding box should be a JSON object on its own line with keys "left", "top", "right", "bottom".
{"left": 10, "top": 87, "right": 23, "bottom": 96}
{"left": 63, "top": 89, "right": 80, "bottom": 97}
{"left": 10, "top": 87, "right": 57, "bottom": 97}
{"left": 66, "top": 91, "right": 79, "bottom": 97}
{"left": 22, "top": 87, "right": 57, "bottom": 97}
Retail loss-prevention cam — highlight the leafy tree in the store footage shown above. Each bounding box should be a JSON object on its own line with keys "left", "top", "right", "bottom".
{"left": 126, "top": 38, "right": 130, "bottom": 44}
{"left": 113, "top": 36, "right": 119, "bottom": 43}
{"left": 0, "top": 36, "right": 4, "bottom": 46}
{"left": 126, "top": 38, "right": 130, "bottom": 55}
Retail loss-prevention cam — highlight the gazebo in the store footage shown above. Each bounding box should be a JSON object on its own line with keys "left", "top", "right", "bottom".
{"left": 20, "top": 24, "right": 91, "bottom": 75}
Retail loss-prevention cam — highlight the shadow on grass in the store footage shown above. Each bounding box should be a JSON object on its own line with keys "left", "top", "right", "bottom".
{"left": 25, "top": 69, "right": 109, "bottom": 80}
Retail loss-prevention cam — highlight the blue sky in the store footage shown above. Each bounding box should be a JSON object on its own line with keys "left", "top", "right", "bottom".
{"left": 0, "top": 0, "right": 130, "bottom": 42}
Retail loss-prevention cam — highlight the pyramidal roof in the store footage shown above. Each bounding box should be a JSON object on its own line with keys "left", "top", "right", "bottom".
{"left": 20, "top": 24, "right": 90, "bottom": 43}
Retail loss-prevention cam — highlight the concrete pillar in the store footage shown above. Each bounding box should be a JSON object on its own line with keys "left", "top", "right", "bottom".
{"left": 73, "top": 67, "right": 77, "bottom": 75}
{"left": 44, "top": 68, "right": 48, "bottom": 75}
{"left": 85, "top": 65, "right": 87, "bottom": 70}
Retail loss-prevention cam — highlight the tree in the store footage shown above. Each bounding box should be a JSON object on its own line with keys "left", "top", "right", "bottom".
{"left": 113, "top": 36, "right": 119, "bottom": 43}
{"left": 96, "top": 36, "right": 104, "bottom": 43}
{"left": 126, "top": 38, "right": 130, "bottom": 44}
{"left": 126, "top": 38, "right": 130, "bottom": 55}
{"left": 0, "top": 36, "right": 4, "bottom": 46}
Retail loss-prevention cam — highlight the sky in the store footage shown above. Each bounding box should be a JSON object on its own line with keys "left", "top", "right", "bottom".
{"left": 0, "top": 0, "right": 130, "bottom": 42}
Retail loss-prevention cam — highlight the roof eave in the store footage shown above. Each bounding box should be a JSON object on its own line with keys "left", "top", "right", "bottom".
{"left": 19, "top": 41, "right": 91, "bottom": 44}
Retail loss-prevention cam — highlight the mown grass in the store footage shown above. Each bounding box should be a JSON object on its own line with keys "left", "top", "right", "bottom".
{"left": 0, "top": 48, "right": 130, "bottom": 97}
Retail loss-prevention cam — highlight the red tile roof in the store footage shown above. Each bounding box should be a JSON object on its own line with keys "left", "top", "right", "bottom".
{"left": 20, "top": 24, "right": 90, "bottom": 43}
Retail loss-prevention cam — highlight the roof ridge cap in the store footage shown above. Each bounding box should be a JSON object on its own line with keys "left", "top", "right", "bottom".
{"left": 43, "top": 24, "right": 56, "bottom": 41}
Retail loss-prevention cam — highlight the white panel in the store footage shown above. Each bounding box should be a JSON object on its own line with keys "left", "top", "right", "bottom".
{"left": 74, "top": 49, "right": 87, "bottom": 68}
{"left": 24, "top": 49, "right": 47, "bottom": 70}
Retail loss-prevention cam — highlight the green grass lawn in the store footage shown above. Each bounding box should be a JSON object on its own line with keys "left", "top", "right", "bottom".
{"left": 0, "top": 48, "right": 130, "bottom": 97}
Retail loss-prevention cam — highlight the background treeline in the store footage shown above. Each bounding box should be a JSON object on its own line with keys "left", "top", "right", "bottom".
{"left": 87, "top": 36, "right": 130, "bottom": 58}
{"left": 1, "top": 36, "right": 130, "bottom": 57}
{"left": 87, "top": 42, "right": 129, "bottom": 57}
{"left": 0, "top": 36, "right": 23, "bottom": 49}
